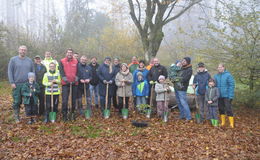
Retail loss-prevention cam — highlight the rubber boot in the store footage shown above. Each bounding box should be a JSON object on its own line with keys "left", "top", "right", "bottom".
{"left": 211, "top": 119, "right": 214, "bottom": 126}
{"left": 214, "top": 119, "right": 219, "bottom": 127}
{"left": 43, "top": 113, "right": 49, "bottom": 123}
{"left": 14, "top": 109, "right": 20, "bottom": 123}
{"left": 228, "top": 116, "right": 234, "bottom": 128}
{"left": 220, "top": 114, "right": 226, "bottom": 126}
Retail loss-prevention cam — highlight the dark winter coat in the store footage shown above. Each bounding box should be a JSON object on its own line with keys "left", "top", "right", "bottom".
{"left": 78, "top": 63, "right": 92, "bottom": 90}
{"left": 214, "top": 70, "right": 235, "bottom": 99}
{"left": 193, "top": 70, "right": 211, "bottom": 95}
{"left": 89, "top": 63, "right": 100, "bottom": 86}
{"left": 97, "top": 63, "right": 117, "bottom": 97}
{"left": 205, "top": 86, "right": 219, "bottom": 106}
{"left": 175, "top": 64, "right": 193, "bottom": 91}
{"left": 21, "top": 81, "right": 40, "bottom": 105}
{"left": 114, "top": 64, "right": 121, "bottom": 75}
{"left": 34, "top": 63, "right": 47, "bottom": 87}
{"left": 148, "top": 64, "right": 168, "bottom": 82}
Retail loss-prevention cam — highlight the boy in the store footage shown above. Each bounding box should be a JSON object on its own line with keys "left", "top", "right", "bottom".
{"left": 155, "top": 75, "right": 171, "bottom": 118}
{"left": 21, "top": 72, "right": 40, "bottom": 124}
{"left": 205, "top": 79, "right": 219, "bottom": 127}
{"left": 42, "top": 62, "right": 61, "bottom": 123}
{"left": 133, "top": 72, "right": 149, "bottom": 109}
{"left": 193, "top": 62, "right": 211, "bottom": 122}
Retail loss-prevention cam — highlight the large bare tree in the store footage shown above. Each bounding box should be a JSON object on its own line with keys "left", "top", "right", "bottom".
{"left": 128, "top": 0, "right": 202, "bottom": 61}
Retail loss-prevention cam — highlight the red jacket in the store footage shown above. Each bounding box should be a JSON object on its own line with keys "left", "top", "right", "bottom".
{"left": 60, "top": 57, "right": 78, "bottom": 85}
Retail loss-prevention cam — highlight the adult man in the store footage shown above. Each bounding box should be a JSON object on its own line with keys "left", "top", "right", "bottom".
{"left": 78, "top": 56, "right": 92, "bottom": 115}
{"left": 214, "top": 63, "right": 235, "bottom": 128}
{"left": 148, "top": 58, "right": 168, "bottom": 108}
{"left": 113, "top": 57, "right": 121, "bottom": 111}
{"left": 192, "top": 62, "right": 211, "bottom": 122}
{"left": 34, "top": 55, "right": 47, "bottom": 117}
{"left": 89, "top": 57, "right": 100, "bottom": 108}
{"left": 42, "top": 51, "right": 59, "bottom": 71}
{"left": 174, "top": 57, "right": 193, "bottom": 121}
{"left": 128, "top": 56, "right": 139, "bottom": 73}
{"left": 59, "top": 48, "right": 79, "bottom": 121}
{"left": 8, "top": 45, "right": 34, "bottom": 122}
{"left": 73, "top": 52, "right": 79, "bottom": 61}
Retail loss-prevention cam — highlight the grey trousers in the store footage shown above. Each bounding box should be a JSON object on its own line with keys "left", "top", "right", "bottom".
{"left": 197, "top": 95, "right": 209, "bottom": 120}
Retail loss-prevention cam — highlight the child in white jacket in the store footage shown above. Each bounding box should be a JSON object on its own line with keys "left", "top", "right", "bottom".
{"left": 155, "top": 75, "right": 171, "bottom": 118}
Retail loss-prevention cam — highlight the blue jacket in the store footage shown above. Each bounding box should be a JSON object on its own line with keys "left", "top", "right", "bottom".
{"left": 133, "top": 68, "right": 149, "bottom": 83}
{"left": 214, "top": 70, "right": 235, "bottom": 99}
{"left": 97, "top": 63, "right": 117, "bottom": 97}
{"left": 78, "top": 63, "right": 92, "bottom": 81}
{"left": 193, "top": 70, "right": 211, "bottom": 95}
{"left": 133, "top": 80, "right": 149, "bottom": 97}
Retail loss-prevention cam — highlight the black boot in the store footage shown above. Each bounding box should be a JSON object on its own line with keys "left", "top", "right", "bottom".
{"left": 63, "top": 114, "right": 67, "bottom": 122}
{"left": 43, "top": 113, "right": 49, "bottom": 123}
{"left": 14, "top": 109, "right": 20, "bottom": 123}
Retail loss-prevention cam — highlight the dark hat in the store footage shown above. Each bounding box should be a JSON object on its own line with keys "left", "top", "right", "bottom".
{"left": 175, "top": 60, "right": 181, "bottom": 64}
{"left": 34, "top": 55, "right": 41, "bottom": 59}
{"left": 198, "top": 62, "right": 205, "bottom": 67}
{"left": 104, "top": 57, "right": 111, "bottom": 61}
{"left": 183, "top": 57, "right": 191, "bottom": 64}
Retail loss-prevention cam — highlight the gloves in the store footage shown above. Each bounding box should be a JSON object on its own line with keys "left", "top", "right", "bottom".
{"left": 103, "top": 80, "right": 108, "bottom": 84}
{"left": 145, "top": 96, "right": 148, "bottom": 99}
{"left": 75, "top": 76, "right": 79, "bottom": 82}
{"left": 108, "top": 80, "right": 113, "bottom": 84}
{"left": 62, "top": 77, "right": 68, "bottom": 83}
{"left": 149, "top": 81, "right": 156, "bottom": 85}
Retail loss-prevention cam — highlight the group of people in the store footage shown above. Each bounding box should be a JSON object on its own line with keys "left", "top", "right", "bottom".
{"left": 8, "top": 45, "right": 235, "bottom": 128}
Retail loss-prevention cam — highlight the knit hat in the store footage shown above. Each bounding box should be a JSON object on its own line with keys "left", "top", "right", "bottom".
{"left": 175, "top": 60, "right": 181, "bottom": 64}
{"left": 34, "top": 55, "right": 41, "bottom": 59}
{"left": 137, "top": 72, "right": 143, "bottom": 77}
{"left": 104, "top": 57, "right": 111, "bottom": 61}
{"left": 121, "top": 63, "right": 128, "bottom": 68}
{"left": 183, "top": 57, "right": 191, "bottom": 64}
{"left": 158, "top": 75, "right": 165, "bottom": 80}
{"left": 114, "top": 57, "right": 120, "bottom": 61}
{"left": 198, "top": 62, "right": 205, "bottom": 67}
{"left": 28, "top": 72, "right": 35, "bottom": 78}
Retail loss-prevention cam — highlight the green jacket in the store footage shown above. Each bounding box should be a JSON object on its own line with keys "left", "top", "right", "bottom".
{"left": 21, "top": 82, "right": 40, "bottom": 105}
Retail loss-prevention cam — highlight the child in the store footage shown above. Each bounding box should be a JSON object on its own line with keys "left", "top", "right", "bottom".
{"left": 205, "top": 78, "right": 219, "bottom": 127}
{"left": 193, "top": 62, "right": 211, "bottom": 122}
{"left": 155, "top": 75, "right": 171, "bottom": 118}
{"left": 115, "top": 63, "right": 133, "bottom": 114}
{"left": 21, "top": 72, "right": 40, "bottom": 124}
{"left": 42, "top": 62, "right": 61, "bottom": 123}
{"left": 133, "top": 72, "right": 149, "bottom": 110}
{"left": 168, "top": 60, "right": 183, "bottom": 89}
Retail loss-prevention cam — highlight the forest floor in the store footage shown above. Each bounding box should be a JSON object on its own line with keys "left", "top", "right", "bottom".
{"left": 0, "top": 82, "right": 259, "bottom": 160}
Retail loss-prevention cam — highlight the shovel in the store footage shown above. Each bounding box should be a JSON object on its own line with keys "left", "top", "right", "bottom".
{"left": 163, "top": 89, "right": 169, "bottom": 122}
{"left": 194, "top": 88, "right": 201, "bottom": 123}
{"left": 121, "top": 83, "right": 128, "bottom": 119}
{"left": 103, "top": 83, "right": 110, "bottom": 119}
{"left": 68, "top": 83, "right": 74, "bottom": 121}
{"left": 49, "top": 85, "right": 56, "bottom": 123}
{"left": 147, "top": 83, "right": 154, "bottom": 118}
{"left": 84, "top": 83, "right": 91, "bottom": 119}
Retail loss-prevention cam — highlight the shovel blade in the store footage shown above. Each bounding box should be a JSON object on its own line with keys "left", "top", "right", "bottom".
{"left": 85, "top": 109, "right": 91, "bottom": 119}
{"left": 49, "top": 112, "right": 56, "bottom": 123}
{"left": 122, "top": 108, "right": 128, "bottom": 119}
{"left": 163, "top": 111, "right": 169, "bottom": 122}
{"left": 103, "top": 109, "right": 110, "bottom": 119}
{"left": 195, "top": 113, "right": 201, "bottom": 123}
{"left": 146, "top": 109, "right": 152, "bottom": 118}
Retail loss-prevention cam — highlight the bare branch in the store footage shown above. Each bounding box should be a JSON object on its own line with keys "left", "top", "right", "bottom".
{"left": 163, "top": 0, "right": 202, "bottom": 25}
{"left": 163, "top": 0, "right": 178, "bottom": 22}
{"left": 128, "top": 0, "right": 143, "bottom": 33}
{"left": 136, "top": 0, "right": 141, "bottom": 23}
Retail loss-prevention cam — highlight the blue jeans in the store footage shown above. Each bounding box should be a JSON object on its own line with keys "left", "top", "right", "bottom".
{"left": 89, "top": 84, "right": 99, "bottom": 105}
{"left": 136, "top": 96, "right": 146, "bottom": 106}
{"left": 175, "top": 90, "right": 191, "bottom": 120}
